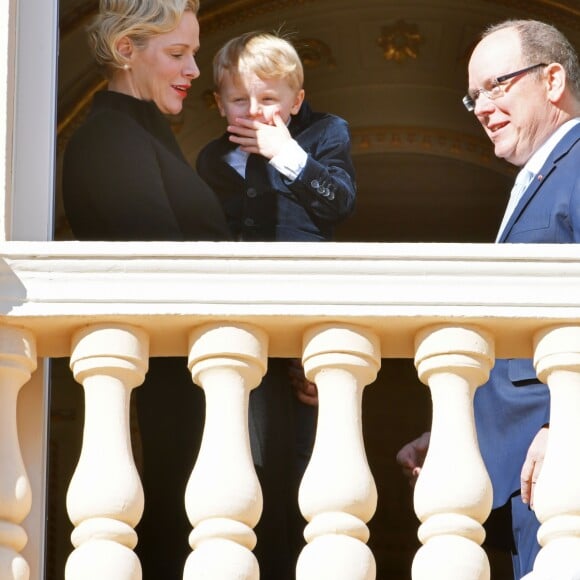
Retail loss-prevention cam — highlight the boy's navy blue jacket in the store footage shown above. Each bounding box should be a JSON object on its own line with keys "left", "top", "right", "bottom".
{"left": 196, "top": 101, "right": 356, "bottom": 241}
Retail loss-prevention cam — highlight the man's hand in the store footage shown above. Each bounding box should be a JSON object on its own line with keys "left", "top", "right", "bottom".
{"left": 396, "top": 431, "right": 431, "bottom": 487}
{"left": 521, "top": 425, "right": 549, "bottom": 507}
{"left": 228, "top": 111, "right": 293, "bottom": 159}
{"left": 288, "top": 358, "right": 318, "bottom": 406}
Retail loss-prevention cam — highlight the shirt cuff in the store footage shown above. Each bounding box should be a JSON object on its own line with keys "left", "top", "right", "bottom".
{"left": 269, "top": 139, "right": 308, "bottom": 181}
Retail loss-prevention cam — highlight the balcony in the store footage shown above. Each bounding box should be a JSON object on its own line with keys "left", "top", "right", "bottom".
{"left": 2, "top": 240, "right": 580, "bottom": 579}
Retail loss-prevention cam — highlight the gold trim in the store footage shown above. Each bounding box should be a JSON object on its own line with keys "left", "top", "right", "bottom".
{"left": 59, "top": 3, "right": 97, "bottom": 38}
{"left": 485, "top": 0, "right": 580, "bottom": 24}
{"left": 198, "top": 0, "right": 317, "bottom": 33}
{"left": 57, "top": 78, "right": 106, "bottom": 136}
{"left": 59, "top": 0, "right": 319, "bottom": 39}
{"left": 350, "top": 125, "right": 515, "bottom": 176}
{"left": 59, "top": 0, "right": 580, "bottom": 36}
{"left": 541, "top": 0, "right": 580, "bottom": 14}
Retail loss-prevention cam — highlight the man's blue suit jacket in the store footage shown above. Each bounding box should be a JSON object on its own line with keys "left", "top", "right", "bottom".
{"left": 475, "top": 122, "right": 580, "bottom": 509}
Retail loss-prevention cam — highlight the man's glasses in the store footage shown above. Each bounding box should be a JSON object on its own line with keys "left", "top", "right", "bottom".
{"left": 462, "top": 63, "right": 547, "bottom": 112}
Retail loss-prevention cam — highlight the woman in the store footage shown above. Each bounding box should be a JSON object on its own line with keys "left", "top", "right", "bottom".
{"left": 63, "top": 0, "right": 229, "bottom": 241}
{"left": 62, "top": 1, "right": 231, "bottom": 578}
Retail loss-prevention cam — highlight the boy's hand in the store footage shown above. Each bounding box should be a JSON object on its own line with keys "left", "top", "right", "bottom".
{"left": 228, "top": 111, "right": 293, "bottom": 159}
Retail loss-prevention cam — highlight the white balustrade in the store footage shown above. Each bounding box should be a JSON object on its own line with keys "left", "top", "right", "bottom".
{"left": 0, "top": 326, "right": 36, "bottom": 580}
{"left": 412, "top": 325, "right": 494, "bottom": 580}
{"left": 296, "top": 324, "right": 380, "bottom": 580}
{"left": 65, "top": 324, "right": 149, "bottom": 580}
{"left": 529, "top": 325, "right": 580, "bottom": 579}
{"left": 2, "top": 243, "right": 580, "bottom": 578}
{"left": 184, "top": 323, "right": 267, "bottom": 580}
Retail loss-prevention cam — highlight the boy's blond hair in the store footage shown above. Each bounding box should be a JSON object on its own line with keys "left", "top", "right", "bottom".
{"left": 213, "top": 31, "right": 304, "bottom": 91}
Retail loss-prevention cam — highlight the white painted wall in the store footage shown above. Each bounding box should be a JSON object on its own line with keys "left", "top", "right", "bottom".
{"left": 9, "top": 0, "right": 58, "bottom": 241}
{"left": 0, "top": 0, "right": 14, "bottom": 240}
{"left": 1, "top": 2, "right": 58, "bottom": 578}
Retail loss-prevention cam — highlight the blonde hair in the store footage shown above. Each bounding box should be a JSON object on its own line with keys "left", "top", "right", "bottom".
{"left": 214, "top": 31, "right": 304, "bottom": 91}
{"left": 88, "top": 0, "right": 199, "bottom": 74}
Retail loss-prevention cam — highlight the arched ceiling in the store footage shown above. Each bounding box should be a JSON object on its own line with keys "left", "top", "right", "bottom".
{"left": 56, "top": 0, "right": 580, "bottom": 241}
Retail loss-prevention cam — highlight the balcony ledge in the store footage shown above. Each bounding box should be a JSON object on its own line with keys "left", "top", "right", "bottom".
{"left": 1, "top": 240, "right": 579, "bottom": 358}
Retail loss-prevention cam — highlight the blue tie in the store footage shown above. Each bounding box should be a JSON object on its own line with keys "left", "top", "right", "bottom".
{"left": 495, "top": 169, "right": 534, "bottom": 242}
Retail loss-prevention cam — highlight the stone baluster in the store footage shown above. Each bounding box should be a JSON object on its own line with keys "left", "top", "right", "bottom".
{"left": 528, "top": 325, "right": 580, "bottom": 578}
{"left": 296, "top": 324, "right": 380, "bottom": 580}
{"left": 0, "top": 326, "right": 37, "bottom": 580}
{"left": 184, "top": 323, "right": 267, "bottom": 580}
{"left": 412, "top": 325, "right": 494, "bottom": 580}
{"left": 65, "top": 325, "right": 149, "bottom": 580}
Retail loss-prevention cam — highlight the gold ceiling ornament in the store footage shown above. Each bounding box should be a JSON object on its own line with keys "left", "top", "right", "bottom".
{"left": 293, "top": 38, "right": 336, "bottom": 69}
{"left": 378, "top": 20, "right": 423, "bottom": 63}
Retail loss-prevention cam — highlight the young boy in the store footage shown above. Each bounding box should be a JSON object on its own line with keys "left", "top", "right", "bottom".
{"left": 196, "top": 30, "right": 356, "bottom": 241}
{"left": 196, "top": 31, "right": 357, "bottom": 580}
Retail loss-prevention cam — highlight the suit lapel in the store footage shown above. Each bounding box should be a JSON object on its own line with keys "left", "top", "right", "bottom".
{"left": 498, "top": 169, "right": 552, "bottom": 242}
{"left": 498, "top": 124, "right": 580, "bottom": 242}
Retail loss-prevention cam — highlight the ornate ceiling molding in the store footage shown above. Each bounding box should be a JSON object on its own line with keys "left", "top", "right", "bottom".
{"left": 59, "top": 0, "right": 319, "bottom": 39}
{"left": 485, "top": 0, "right": 580, "bottom": 29}
{"left": 378, "top": 20, "right": 423, "bottom": 63}
{"left": 59, "top": 2, "right": 97, "bottom": 38}
{"left": 350, "top": 125, "right": 515, "bottom": 176}
{"left": 57, "top": 0, "right": 579, "bottom": 142}
{"left": 58, "top": 78, "right": 106, "bottom": 141}
{"left": 59, "top": 0, "right": 580, "bottom": 40}
{"left": 198, "top": 0, "right": 318, "bottom": 33}
{"left": 294, "top": 38, "right": 336, "bottom": 69}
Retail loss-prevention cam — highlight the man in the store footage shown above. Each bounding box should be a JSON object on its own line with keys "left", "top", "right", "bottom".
{"left": 397, "top": 19, "right": 580, "bottom": 579}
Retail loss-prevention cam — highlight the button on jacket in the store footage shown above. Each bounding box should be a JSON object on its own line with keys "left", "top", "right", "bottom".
{"left": 196, "top": 101, "right": 356, "bottom": 241}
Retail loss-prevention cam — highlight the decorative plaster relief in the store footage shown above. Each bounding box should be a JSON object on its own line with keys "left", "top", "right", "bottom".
{"left": 378, "top": 20, "right": 423, "bottom": 63}
{"left": 350, "top": 125, "right": 514, "bottom": 175}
